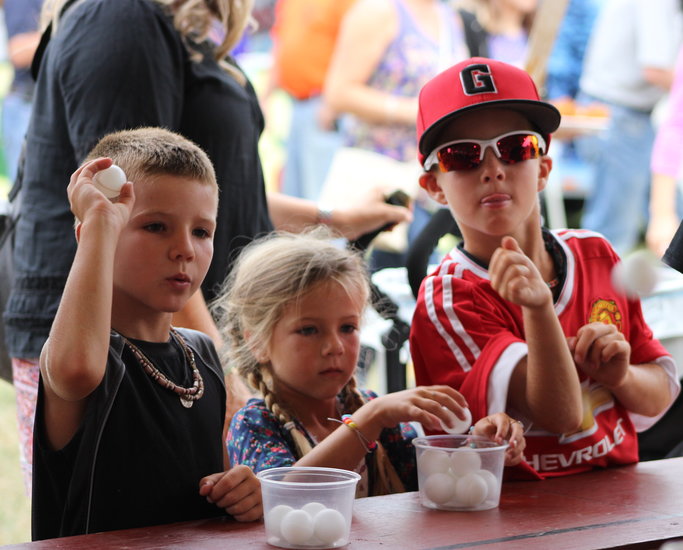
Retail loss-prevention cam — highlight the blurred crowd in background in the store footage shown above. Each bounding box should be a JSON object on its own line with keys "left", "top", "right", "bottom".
{"left": 1, "top": 0, "right": 681, "bottom": 263}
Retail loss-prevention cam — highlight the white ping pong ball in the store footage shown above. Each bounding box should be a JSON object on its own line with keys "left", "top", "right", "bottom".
{"left": 476, "top": 469, "right": 499, "bottom": 500}
{"left": 424, "top": 472, "right": 457, "bottom": 504}
{"left": 439, "top": 407, "right": 472, "bottom": 434}
{"left": 301, "top": 501, "right": 326, "bottom": 518}
{"left": 313, "top": 508, "right": 346, "bottom": 545}
{"left": 455, "top": 472, "right": 488, "bottom": 507}
{"left": 611, "top": 251, "right": 657, "bottom": 297}
{"left": 93, "top": 164, "right": 126, "bottom": 198}
{"left": 418, "top": 449, "right": 451, "bottom": 475}
{"left": 450, "top": 448, "right": 482, "bottom": 475}
{"left": 265, "top": 504, "right": 293, "bottom": 538}
{"left": 280, "top": 509, "right": 314, "bottom": 546}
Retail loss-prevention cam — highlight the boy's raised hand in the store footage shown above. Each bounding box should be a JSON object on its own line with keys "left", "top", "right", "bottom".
{"left": 489, "top": 236, "right": 552, "bottom": 308}
{"left": 199, "top": 464, "right": 263, "bottom": 522}
{"left": 567, "top": 323, "right": 631, "bottom": 389}
{"left": 67, "top": 157, "right": 134, "bottom": 233}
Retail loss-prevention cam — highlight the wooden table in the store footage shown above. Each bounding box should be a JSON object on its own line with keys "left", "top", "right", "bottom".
{"left": 7, "top": 458, "right": 683, "bottom": 550}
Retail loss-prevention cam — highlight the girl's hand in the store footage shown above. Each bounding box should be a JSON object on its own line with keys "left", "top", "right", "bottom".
{"left": 471, "top": 413, "right": 526, "bottom": 466}
{"left": 355, "top": 385, "right": 470, "bottom": 437}
{"left": 567, "top": 322, "right": 631, "bottom": 389}
{"left": 199, "top": 465, "right": 262, "bottom": 522}
{"left": 67, "top": 157, "right": 134, "bottom": 233}
{"left": 489, "top": 236, "right": 552, "bottom": 309}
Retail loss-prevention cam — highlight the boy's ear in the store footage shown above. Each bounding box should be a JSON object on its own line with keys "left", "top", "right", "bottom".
{"left": 419, "top": 172, "right": 448, "bottom": 205}
{"left": 536, "top": 156, "right": 553, "bottom": 193}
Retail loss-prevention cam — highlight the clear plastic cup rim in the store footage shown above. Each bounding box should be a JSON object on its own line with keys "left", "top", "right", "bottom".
{"left": 257, "top": 466, "right": 361, "bottom": 488}
{"left": 413, "top": 434, "right": 508, "bottom": 452}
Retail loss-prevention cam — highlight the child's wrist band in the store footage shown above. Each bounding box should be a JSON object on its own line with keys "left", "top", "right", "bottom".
{"left": 342, "top": 414, "right": 378, "bottom": 453}
{"left": 329, "top": 415, "right": 378, "bottom": 453}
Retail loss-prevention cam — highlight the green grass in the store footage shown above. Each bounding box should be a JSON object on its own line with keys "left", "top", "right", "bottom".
{"left": 0, "top": 380, "right": 31, "bottom": 545}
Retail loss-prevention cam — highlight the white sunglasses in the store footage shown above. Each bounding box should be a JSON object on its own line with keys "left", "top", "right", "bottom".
{"left": 424, "top": 131, "right": 547, "bottom": 172}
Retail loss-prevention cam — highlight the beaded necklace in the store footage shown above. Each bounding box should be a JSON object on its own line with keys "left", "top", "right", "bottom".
{"left": 118, "top": 328, "right": 204, "bottom": 408}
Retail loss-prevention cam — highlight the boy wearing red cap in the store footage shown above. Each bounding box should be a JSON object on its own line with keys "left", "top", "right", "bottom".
{"left": 409, "top": 58, "right": 680, "bottom": 478}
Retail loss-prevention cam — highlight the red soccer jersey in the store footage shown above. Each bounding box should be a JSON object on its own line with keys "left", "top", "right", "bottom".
{"left": 410, "top": 229, "right": 679, "bottom": 477}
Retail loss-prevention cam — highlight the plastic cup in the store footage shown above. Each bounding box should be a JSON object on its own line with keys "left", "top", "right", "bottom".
{"left": 413, "top": 434, "right": 507, "bottom": 511}
{"left": 257, "top": 466, "right": 360, "bottom": 549}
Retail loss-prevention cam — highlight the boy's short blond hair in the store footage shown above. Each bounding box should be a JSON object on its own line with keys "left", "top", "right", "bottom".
{"left": 85, "top": 127, "right": 217, "bottom": 192}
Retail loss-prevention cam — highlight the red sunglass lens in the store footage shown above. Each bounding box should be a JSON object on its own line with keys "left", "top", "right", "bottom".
{"left": 437, "top": 143, "right": 481, "bottom": 171}
{"left": 497, "top": 134, "right": 540, "bottom": 164}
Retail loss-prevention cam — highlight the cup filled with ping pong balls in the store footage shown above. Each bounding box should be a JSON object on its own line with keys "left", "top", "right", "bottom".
{"left": 257, "top": 466, "right": 360, "bottom": 549}
{"left": 413, "top": 435, "right": 507, "bottom": 511}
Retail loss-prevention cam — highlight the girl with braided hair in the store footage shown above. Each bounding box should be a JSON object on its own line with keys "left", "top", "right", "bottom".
{"left": 214, "top": 229, "right": 526, "bottom": 496}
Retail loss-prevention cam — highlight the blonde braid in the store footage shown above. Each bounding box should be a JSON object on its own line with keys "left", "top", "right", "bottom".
{"left": 249, "top": 370, "right": 313, "bottom": 460}
{"left": 371, "top": 443, "right": 406, "bottom": 496}
{"left": 340, "top": 376, "right": 366, "bottom": 414}
{"left": 340, "top": 378, "right": 405, "bottom": 496}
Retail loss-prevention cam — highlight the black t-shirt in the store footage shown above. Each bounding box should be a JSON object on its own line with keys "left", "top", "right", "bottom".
{"left": 32, "top": 329, "right": 227, "bottom": 540}
{"left": 6, "top": 0, "right": 273, "bottom": 357}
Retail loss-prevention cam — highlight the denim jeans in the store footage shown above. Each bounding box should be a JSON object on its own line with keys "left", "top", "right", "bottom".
{"left": 579, "top": 102, "right": 655, "bottom": 256}
{"left": 280, "top": 95, "right": 342, "bottom": 202}
{"left": 2, "top": 91, "right": 32, "bottom": 182}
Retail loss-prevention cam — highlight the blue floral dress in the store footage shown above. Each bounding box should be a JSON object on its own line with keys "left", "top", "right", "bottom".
{"left": 227, "top": 390, "right": 418, "bottom": 493}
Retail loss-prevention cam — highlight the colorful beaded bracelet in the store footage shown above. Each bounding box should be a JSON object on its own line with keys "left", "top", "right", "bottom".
{"left": 331, "top": 414, "right": 378, "bottom": 453}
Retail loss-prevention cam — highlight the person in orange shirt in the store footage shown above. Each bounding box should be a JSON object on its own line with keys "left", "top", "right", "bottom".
{"left": 270, "top": 0, "right": 355, "bottom": 201}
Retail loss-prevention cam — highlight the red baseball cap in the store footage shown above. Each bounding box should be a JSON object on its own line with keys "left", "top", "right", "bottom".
{"left": 417, "top": 57, "right": 561, "bottom": 166}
